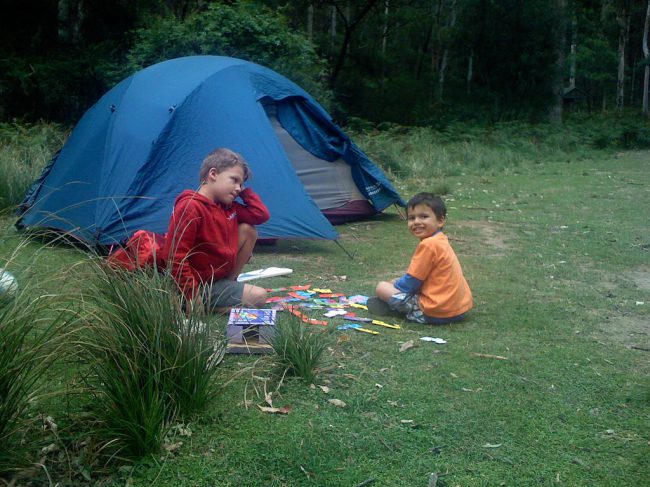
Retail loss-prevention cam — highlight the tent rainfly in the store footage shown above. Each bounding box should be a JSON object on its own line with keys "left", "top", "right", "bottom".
{"left": 17, "top": 56, "right": 404, "bottom": 247}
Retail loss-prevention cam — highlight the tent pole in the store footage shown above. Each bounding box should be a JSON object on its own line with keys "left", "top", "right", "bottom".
{"left": 334, "top": 240, "right": 356, "bottom": 260}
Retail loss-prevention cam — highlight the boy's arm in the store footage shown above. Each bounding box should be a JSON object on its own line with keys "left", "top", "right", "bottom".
{"left": 236, "top": 187, "right": 270, "bottom": 225}
{"left": 406, "top": 241, "right": 436, "bottom": 282}
{"left": 164, "top": 202, "right": 202, "bottom": 300}
{"left": 394, "top": 273, "right": 423, "bottom": 293}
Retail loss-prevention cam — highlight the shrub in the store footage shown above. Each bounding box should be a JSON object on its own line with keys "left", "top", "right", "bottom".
{"left": 271, "top": 314, "right": 330, "bottom": 384}
{"left": 77, "top": 264, "right": 223, "bottom": 458}
{"left": 121, "top": 3, "right": 332, "bottom": 109}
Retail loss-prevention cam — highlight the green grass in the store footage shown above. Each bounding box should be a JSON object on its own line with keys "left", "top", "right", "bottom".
{"left": 0, "top": 125, "right": 648, "bottom": 484}
{"left": 0, "top": 122, "right": 66, "bottom": 210}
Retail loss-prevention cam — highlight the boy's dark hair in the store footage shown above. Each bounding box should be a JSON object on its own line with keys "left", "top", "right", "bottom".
{"left": 199, "top": 148, "right": 251, "bottom": 184}
{"left": 407, "top": 192, "right": 447, "bottom": 220}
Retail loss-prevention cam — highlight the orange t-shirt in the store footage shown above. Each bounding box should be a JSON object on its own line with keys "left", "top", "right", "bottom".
{"left": 406, "top": 232, "right": 473, "bottom": 318}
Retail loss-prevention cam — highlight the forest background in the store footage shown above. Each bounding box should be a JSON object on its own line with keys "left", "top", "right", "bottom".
{"left": 2, "top": 0, "right": 650, "bottom": 127}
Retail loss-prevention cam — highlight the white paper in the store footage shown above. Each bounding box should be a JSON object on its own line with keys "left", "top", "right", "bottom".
{"left": 237, "top": 267, "right": 293, "bottom": 282}
{"left": 420, "top": 337, "right": 447, "bottom": 344}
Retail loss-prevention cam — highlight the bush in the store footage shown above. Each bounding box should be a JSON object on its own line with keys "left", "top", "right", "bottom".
{"left": 122, "top": 3, "right": 332, "bottom": 109}
{"left": 77, "top": 265, "right": 224, "bottom": 458}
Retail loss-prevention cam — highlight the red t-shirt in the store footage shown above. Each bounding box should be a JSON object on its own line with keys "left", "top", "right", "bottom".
{"left": 407, "top": 232, "right": 473, "bottom": 318}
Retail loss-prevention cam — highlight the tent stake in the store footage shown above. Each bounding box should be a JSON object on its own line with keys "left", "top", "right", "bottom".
{"left": 335, "top": 240, "right": 356, "bottom": 260}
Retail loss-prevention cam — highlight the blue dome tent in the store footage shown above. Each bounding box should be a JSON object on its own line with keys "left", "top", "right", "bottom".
{"left": 17, "top": 56, "right": 404, "bottom": 247}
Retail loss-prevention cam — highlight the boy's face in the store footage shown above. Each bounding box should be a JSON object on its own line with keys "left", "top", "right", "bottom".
{"left": 204, "top": 165, "right": 246, "bottom": 205}
{"left": 407, "top": 203, "right": 445, "bottom": 240}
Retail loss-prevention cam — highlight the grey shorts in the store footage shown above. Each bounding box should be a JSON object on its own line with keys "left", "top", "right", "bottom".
{"left": 387, "top": 293, "right": 467, "bottom": 325}
{"left": 204, "top": 279, "right": 246, "bottom": 309}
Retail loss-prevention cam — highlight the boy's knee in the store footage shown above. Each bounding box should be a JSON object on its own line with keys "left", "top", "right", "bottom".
{"left": 238, "top": 223, "right": 258, "bottom": 242}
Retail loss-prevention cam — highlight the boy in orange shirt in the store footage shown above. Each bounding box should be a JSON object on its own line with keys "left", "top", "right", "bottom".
{"left": 368, "top": 192, "right": 472, "bottom": 324}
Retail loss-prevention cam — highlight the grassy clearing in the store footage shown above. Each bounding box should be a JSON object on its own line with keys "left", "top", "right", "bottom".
{"left": 0, "top": 122, "right": 66, "bottom": 210}
{"left": 0, "top": 123, "right": 648, "bottom": 485}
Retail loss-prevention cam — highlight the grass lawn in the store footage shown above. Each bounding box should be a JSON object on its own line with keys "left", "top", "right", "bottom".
{"left": 1, "top": 150, "right": 648, "bottom": 486}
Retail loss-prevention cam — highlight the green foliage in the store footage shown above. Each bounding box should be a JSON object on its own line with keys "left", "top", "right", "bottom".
{"left": 271, "top": 314, "right": 330, "bottom": 384}
{"left": 0, "top": 123, "right": 67, "bottom": 210}
{"left": 77, "top": 265, "right": 224, "bottom": 458}
{"left": 122, "top": 3, "right": 332, "bottom": 108}
{"left": 0, "top": 274, "right": 70, "bottom": 473}
{"left": 352, "top": 113, "right": 650, "bottom": 181}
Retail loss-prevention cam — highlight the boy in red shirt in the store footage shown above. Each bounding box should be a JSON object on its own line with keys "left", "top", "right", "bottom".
{"left": 368, "top": 192, "right": 472, "bottom": 324}
{"left": 163, "top": 148, "right": 270, "bottom": 310}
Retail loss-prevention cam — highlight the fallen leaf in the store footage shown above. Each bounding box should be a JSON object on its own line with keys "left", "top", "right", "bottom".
{"left": 336, "top": 334, "right": 351, "bottom": 344}
{"left": 318, "top": 385, "right": 330, "bottom": 394}
{"left": 401, "top": 419, "right": 414, "bottom": 424}
{"left": 328, "top": 399, "right": 347, "bottom": 407}
{"left": 399, "top": 340, "right": 415, "bottom": 352}
{"left": 43, "top": 416, "right": 58, "bottom": 432}
{"left": 40, "top": 443, "right": 59, "bottom": 455}
{"left": 258, "top": 405, "right": 292, "bottom": 415}
{"left": 375, "top": 383, "right": 383, "bottom": 388}
{"left": 471, "top": 352, "right": 508, "bottom": 360}
{"left": 164, "top": 441, "right": 183, "bottom": 453}
{"left": 482, "top": 443, "right": 503, "bottom": 448}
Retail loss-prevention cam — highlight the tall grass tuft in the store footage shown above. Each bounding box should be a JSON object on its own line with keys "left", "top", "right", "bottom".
{"left": 271, "top": 315, "right": 330, "bottom": 384}
{"left": 0, "top": 279, "right": 70, "bottom": 474}
{"left": 77, "top": 264, "right": 224, "bottom": 459}
{"left": 0, "top": 122, "right": 66, "bottom": 210}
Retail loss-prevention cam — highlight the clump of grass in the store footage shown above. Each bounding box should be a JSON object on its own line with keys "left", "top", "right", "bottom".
{"left": 77, "top": 264, "right": 224, "bottom": 459}
{"left": 0, "top": 122, "right": 66, "bottom": 210}
{"left": 0, "top": 275, "right": 70, "bottom": 474}
{"left": 271, "top": 315, "right": 330, "bottom": 384}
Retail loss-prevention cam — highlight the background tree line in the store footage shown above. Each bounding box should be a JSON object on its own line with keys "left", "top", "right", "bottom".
{"left": 1, "top": 0, "right": 649, "bottom": 125}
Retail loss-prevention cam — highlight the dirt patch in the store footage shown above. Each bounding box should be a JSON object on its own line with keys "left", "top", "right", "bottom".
{"left": 626, "top": 267, "right": 650, "bottom": 292}
{"left": 454, "top": 220, "right": 514, "bottom": 256}
{"left": 592, "top": 315, "right": 650, "bottom": 350}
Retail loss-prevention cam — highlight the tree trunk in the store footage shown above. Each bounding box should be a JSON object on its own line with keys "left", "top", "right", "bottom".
{"left": 569, "top": 15, "right": 577, "bottom": 90}
{"left": 330, "top": 5, "right": 337, "bottom": 56}
{"left": 58, "top": 0, "right": 84, "bottom": 44}
{"left": 329, "top": 0, "right": 380, "bottom": 87}
{"left": 438, "top": 0, "right": 456, "bottom": 102}
{"left": 466, "top": 51, "right": 473, "bottom": 94}
{"left": 307, "top": 4, "right": 314, "bottom": 40}
{"left": 642, "top": 0, "right": 650, "bottom": 115}
{"left": 549, "top": 0, "right": 567, "bottom": 124}
{"left": 616, "top": 3, "right": 631, "bottom": 111}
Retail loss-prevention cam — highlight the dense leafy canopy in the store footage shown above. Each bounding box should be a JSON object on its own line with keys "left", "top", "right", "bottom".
{"left": 1, "top": 0, "right": 649, "bottom": 123}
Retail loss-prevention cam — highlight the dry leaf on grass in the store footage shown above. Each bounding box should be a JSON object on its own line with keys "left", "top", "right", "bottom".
{"left": 471, "top": 352, "right": 508, "bottom": 360}
{"left": 399, "top": 340, "right": 415, "bottom": 352}
{"left": 164, "top": 441, "right": 183, "bottom": 453}
{"left": 328, "top": 399, "right": 347, "bottom": 407}
{"left": 258, "top": 405, "right": 292, "bottom": 415}
{"left": 318, "top": 385, "right": 330, "bottom": 394}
